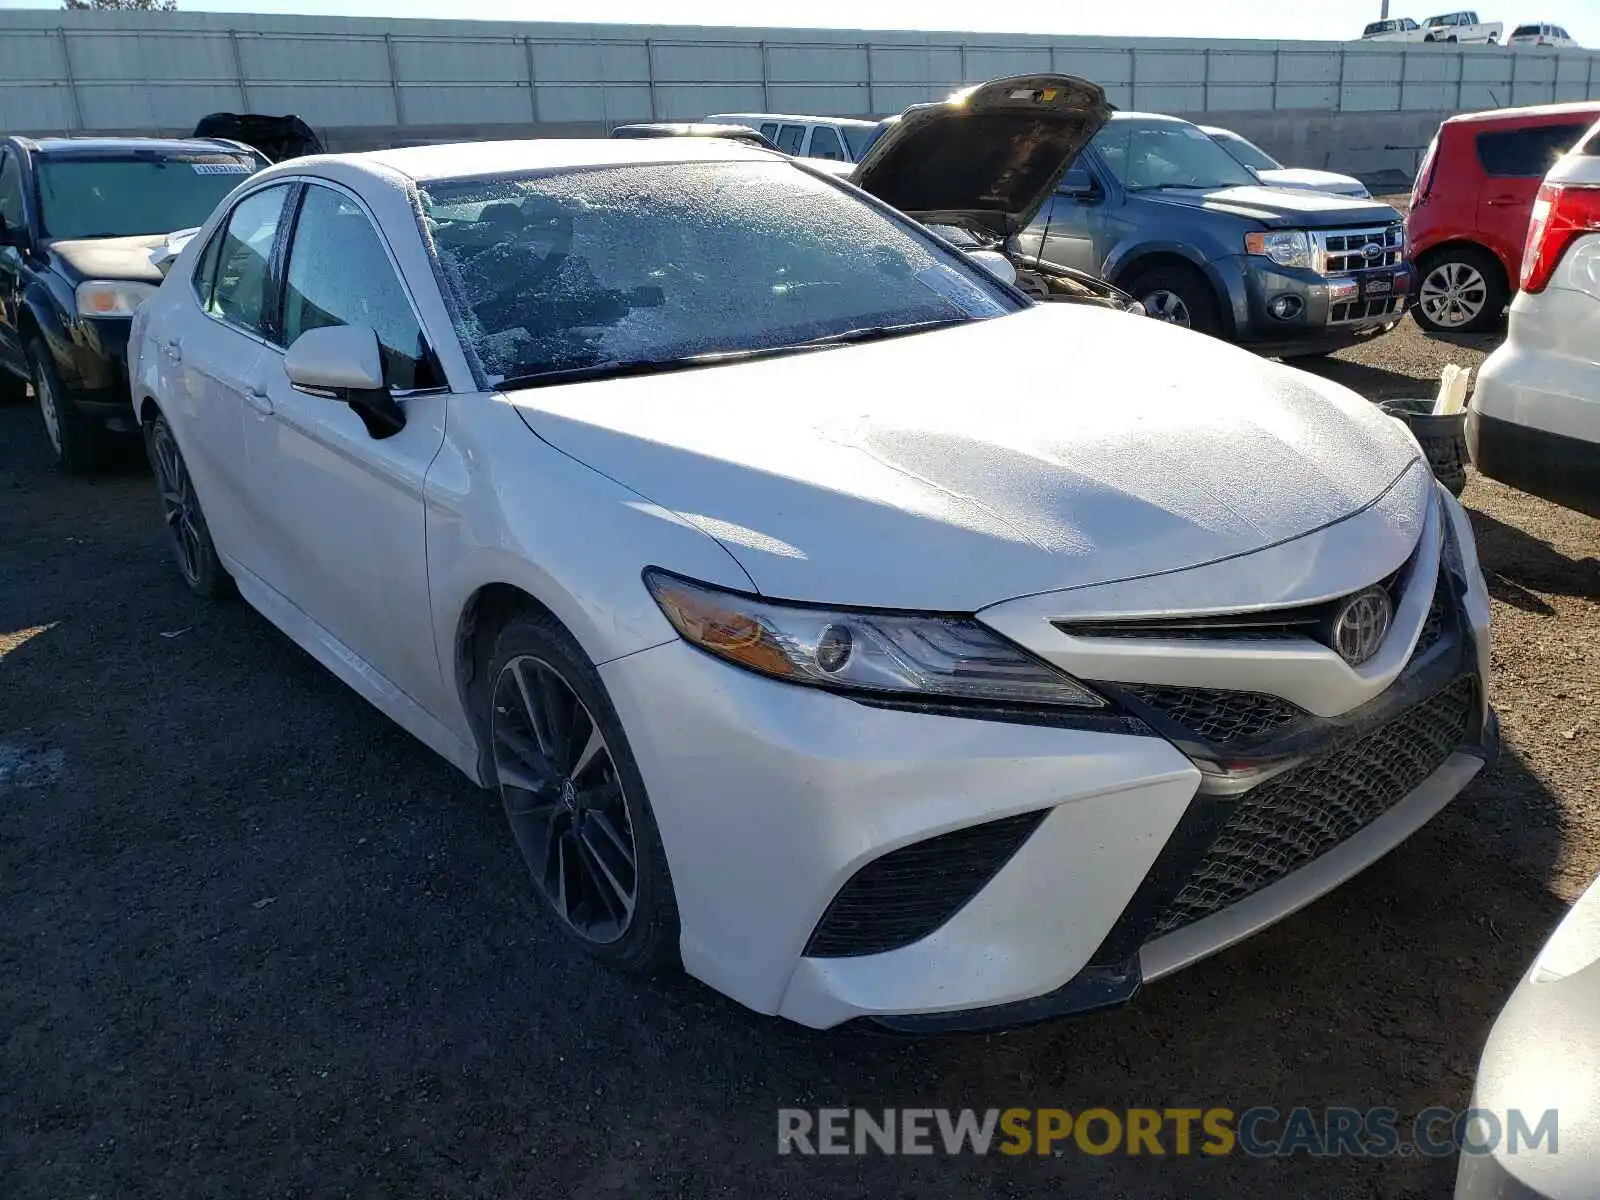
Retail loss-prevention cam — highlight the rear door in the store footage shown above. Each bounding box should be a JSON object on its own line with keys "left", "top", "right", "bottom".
{"left": 1475, "top": 119, "right": 1594, "bottom": 263}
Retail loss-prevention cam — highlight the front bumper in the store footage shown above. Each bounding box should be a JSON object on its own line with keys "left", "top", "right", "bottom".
{"left": 1217, "top": 253, "right": 1412, "bottom": 356}
{"left": 59, "top": 316, "right": 133, "bottom": 424}
{"left": 603, "top": 489, "right": 1492, "bottom": 1030}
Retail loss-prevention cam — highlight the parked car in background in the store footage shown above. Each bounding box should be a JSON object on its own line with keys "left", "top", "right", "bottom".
{"left": 192, "top": 113, "right": 324, "bottom": 163}
{"left": 1468, "top": 118, "right": 1600, "bottom": 517}
{"left": 701, "top": 113, "right": 878, "bottom": 162}
{"left": 1508, "top": 22, "right": 1581, "bottom": 47}
{"left": 127, "top": 75, "right": 1496, "bottom": 1031}
{"left": 0, "top": 135, "right": 266, "bottom": 472}
{"left": 1201, "top": 126, "right": 1371, "bottom": 198}
{"left": 1362, "top": 17, "right": 1431, "bottom": 40}
{"left": 1422, "top": 11, "right": 1504, "bottom": 42}
{"left": 1454, "top": 871, "right": 1600, "bottom": 1199}
{"left": 1408, "top": 101, "right": 1600, "bottom": 332}
{"left": 610, "top": 122, "right": 780, "bottom": 151}
{"left": 1013, "top": 112, "right": 1410, "bottom": 356}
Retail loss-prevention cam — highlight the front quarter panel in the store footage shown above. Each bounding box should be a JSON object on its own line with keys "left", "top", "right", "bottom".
{"left": 425, "top": 390, "right": 757, "bottom": 755}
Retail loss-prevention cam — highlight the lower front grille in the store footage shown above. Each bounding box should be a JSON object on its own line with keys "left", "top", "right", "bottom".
{"left": 1121, "top": 684, "right": 1307, "bottom": 744}
{"left": 1331, "top": 296, "right": 1405, "bottom": 325}
{"left": 1148, "top": 675, "right": 1476, "bottom": 939}
{"left": 804, "top": 809, "right": 1049, "bottom": 958}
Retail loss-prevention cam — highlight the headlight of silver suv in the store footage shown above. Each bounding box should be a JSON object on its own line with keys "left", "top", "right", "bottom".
{"left": 76, "top": 280, "right": 159, "bottom": 318}
{"left": 1244, "top": 230, "right": 1315, "bottom": 270}
{"left": 644, "top": 570, "right": 1104, "bottom": 708}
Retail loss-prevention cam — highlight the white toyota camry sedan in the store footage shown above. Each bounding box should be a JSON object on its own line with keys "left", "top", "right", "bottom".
{"left": 129, "top": 76, "right": 1498, "bottom": 1032}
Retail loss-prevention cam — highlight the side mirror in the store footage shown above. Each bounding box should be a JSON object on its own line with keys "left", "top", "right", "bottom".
{"left": 283, "top": 325, "right": 406, "bottom": 440}
{"left": 1058, "top": 167, "right": 1098, "bottom": 200}
{"left": 965, "top": 249, "right": 1018, "bottom": 287}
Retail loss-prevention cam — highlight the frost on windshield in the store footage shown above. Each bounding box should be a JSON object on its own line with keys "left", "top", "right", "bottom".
{"left": 419, "top": 161, "right": 1011, "bottom": 385}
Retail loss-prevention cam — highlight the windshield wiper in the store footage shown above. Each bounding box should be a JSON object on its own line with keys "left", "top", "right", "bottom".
{"left": 495, "top": 318, "right": 974, "bottom": 391}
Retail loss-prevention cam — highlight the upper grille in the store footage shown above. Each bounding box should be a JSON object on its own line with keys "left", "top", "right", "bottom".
{"left": 804, "top": 809, "right": 1048, "bottom": 958}
{"left": 1121, "top": 684, "right": 1307, "bottom": 744}
{"left": 1314, "top": 223, "right": 1406, "bottom": 274}
{"left": 1148, "top": 675, "right": 1476, "bottom": 940}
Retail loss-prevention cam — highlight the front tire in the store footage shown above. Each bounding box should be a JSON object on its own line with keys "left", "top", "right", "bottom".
{"left": 485, "top": 611, "right": 679, "bottom": 974}
{"left": 1413, "top": 246, "right": 1507, "bottom": 334}
{"left": 144, "top": 411, "right": 234, "bottom": 599}
{"left": 1123, "top": 263, "right": 1220, "bottom": 337}
{"left": 29, "top": 336, "right": 109, "bottom": 474}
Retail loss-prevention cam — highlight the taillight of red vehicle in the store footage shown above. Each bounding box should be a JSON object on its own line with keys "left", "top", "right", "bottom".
{"left": 1519, "top": 182, "right": 1600, "bottom": 294}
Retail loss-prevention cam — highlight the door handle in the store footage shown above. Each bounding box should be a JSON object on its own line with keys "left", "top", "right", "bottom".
{"left": 1484, "top": 195, "right": 1521, "bottom": 207}
{"left": 243, "top": 383, "right": 273, "bottom": 416}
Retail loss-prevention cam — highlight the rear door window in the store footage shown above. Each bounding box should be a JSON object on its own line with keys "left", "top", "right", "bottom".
{"left": 1476, "top": 123, "right": 1592, "bottom": 177}
{"left": 208, "top": 184, "right": 291, "bottom": 339}
{"left": 759, "top": 123, "right": 779, "bottom": 141}
{"left": 775, "top": 124, "right": 805, "bottom": 155}
{"left": 808, "top": 126, "right": 846, "bottom": 161}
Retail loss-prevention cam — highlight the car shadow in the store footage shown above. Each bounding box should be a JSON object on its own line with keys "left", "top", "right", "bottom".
{"left": 1291, "top": 355, "right": 1434, "bottom": 403}
{"left": 1468, "top": 507, "right": 1600, "bottom": 606}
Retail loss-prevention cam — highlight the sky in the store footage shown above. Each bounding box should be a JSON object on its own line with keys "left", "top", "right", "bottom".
{"left": 0, "top": 0, "right": 1594, "bottom": 44}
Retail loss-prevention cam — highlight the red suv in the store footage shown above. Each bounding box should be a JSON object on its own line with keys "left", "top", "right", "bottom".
{"left": 1408, "top": 101, "right": 1600, "bottom": 332}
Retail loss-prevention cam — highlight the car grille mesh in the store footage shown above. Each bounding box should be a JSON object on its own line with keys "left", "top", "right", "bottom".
{"left": 1331, "top": 296, "right": 1406, "bottom": 325}
{"left": 803, "top": 809, "right": 1049, "bottom": 958}
{"left": 1148, "top": 676, "right": 1476, "bottom": 939}
{"left": 1122, "top": 684, "right": 1307, "bottom": 744}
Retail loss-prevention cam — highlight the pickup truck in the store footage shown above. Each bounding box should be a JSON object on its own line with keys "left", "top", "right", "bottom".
{"left": 1421, "top": 11, "right": 1504, "bottom": 43}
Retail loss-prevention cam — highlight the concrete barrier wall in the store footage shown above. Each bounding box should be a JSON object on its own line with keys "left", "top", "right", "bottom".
{"left": 3, "top": 9, "right": 1597, "bottom": 182}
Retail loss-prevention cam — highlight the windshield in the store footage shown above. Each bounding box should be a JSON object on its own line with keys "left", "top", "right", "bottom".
{"left": 1091, "top": 121, "right": 1258, "bottom": 192}
{"left": 842, "top": 124, "right": 879, "bottom": 160}
{"left": 421, "top": 160, "right": 1019, "bottom": 387}
{"left": 36, "top": 153, "right": 260, "bottom": 239}
{"left": 1209, "top": 130, "right": 1280, "bottom": 172}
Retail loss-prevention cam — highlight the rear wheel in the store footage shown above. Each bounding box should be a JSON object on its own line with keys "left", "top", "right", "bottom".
{"left": 144, "top": 411, "right": 234, "bottom": 599}
{"left": 485, "top": 611, "right": 679, "bottom": 973}
{"left": 1413, "top": 246, "right": 1507, "bottom": 334}
{"left": 29, "top": 336, "right": 109, "bottom": 474}
{"left": 1122, "top": 263, "right": 1220, "bottom": 337}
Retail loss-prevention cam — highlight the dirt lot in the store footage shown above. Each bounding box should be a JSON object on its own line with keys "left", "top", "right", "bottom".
{"left": 2, "top": 318, "right": 1597, "bottom": 1199}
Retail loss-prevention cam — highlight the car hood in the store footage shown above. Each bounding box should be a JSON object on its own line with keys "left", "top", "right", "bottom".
{"left": 507, "top": 305, "right": 1421, "bottom": 611}
{"left": 1139, "top": 185, "right": 1397, "bottom": 227}
{"left": 46, "top": 234, "right": 167, "bottom": 286}
{"left": 848, "top": 74, "right": 1113, "bottom": 239}
{"left": 1256, "top": 167, "right": 1369, "bottom": 197}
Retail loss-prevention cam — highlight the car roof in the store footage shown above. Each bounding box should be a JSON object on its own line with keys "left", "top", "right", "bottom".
{"left": 343, "top": 137, "right": 781, "bottom": 183}
{"left": 8, "top": 135, "right": 251, "bottom": 157}
{"left": 1445, "top": 100, "right": 1600, "bottom": 127}
{"left": 704, "top": 113, "right": 878, "bottom": 128}
{"left": 1109, "top": 112, "right": 1198, "bottom": 125}
{"left": 612, "top": 122, "right": 761, "bottom": 137}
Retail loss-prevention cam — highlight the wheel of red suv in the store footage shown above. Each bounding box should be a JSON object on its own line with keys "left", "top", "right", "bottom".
{"left": 1413, "top": 246, "right": 1507, "bottom": 334}
{"left": 144, "top": 411, "right": 234, "bottom": 599}
{"left": 28, "top": 336, "right": 109, "bottom": 474}
{"left": 1123, "top": 263, "right": 1219, "bottom": 336}
{"left": 485, "top": 610, "right": 679, "bottom": 973}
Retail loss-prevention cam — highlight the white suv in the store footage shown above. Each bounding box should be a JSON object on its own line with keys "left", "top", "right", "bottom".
{"left": 1469, "top": 118, "right": 1600, "bottom": 517}
{"left": 701, "top": 113, "right": 880, "bottom": 163}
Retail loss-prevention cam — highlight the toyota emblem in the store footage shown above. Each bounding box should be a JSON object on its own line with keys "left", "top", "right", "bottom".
{"left": 1331, "top": 586, "right": 1393, "bottom": 667}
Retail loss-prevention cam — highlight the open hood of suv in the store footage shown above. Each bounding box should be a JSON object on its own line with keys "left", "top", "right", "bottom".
{"left": 849, "top": 74, "right": 1112, "bottom": 239}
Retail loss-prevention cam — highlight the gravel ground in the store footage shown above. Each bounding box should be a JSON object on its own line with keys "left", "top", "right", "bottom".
{"left": 2, "top": 317, "right": 1597, "bottom": 1199}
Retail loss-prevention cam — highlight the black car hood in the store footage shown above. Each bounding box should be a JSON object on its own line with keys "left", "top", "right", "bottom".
{"left": 1137, "top": 185, "right": 1400, "bottom": 228}
{"left": 47, "top": 235, "right": 166, "bottom": 286}
{"left": 849, "top": 74, "right": 1113, "bottom": 239}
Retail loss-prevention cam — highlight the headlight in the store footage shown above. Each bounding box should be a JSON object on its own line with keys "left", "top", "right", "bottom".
{"left": 1244, "top": 230, "right": 1314, "bottom": 269}
{"left": 76, "top": 280, "right": 158, "bottom": 318}
{"left": 644, "top": 570, "right": 1104, "bottom": 708}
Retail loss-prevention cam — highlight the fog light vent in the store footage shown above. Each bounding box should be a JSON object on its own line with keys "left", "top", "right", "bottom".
{"left": 1268, "top": 295, "right": 1305, "bottom": 320}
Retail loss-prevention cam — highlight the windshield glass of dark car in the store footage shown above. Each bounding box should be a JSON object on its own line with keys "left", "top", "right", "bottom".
{"left": 1212, "top": 131, "right": 1280, "bottom": 172}
{"left": 36, "top": 153, "right": 260, "bottom": 239}
{"left": 1093, "top": 121, "right": 1259, "bottom": 192}
{"left": 420, "top": 159, "right": 1020, "bottom": 386}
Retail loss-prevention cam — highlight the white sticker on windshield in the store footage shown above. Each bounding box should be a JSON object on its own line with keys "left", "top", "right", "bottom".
{"left": 191, "top": 162, "right": 255, "bottom": 175}
{"left": 914, "top": 264, "right": 1009, "bottom": 318}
